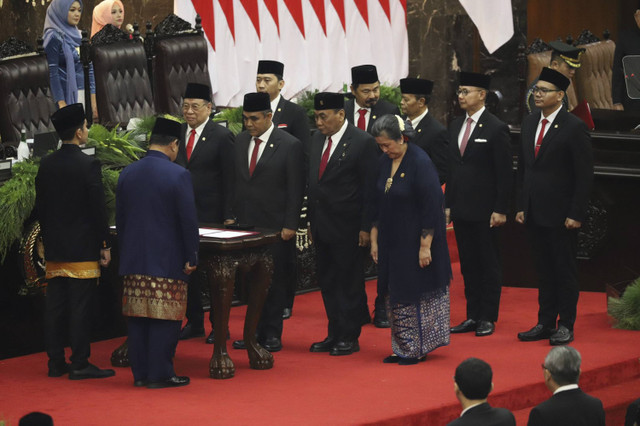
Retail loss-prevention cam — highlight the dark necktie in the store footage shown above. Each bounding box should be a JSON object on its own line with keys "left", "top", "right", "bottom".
{"left": 357, "top": 109, "right": 367, "bottom": 131}
{"left": 318, "top": 137, "right": 333, "bottom": 179}
{"left": 535, "top": 118, "right": 549, "bottom": 157}
{"left": 459, "top": 117, "right": 473, "bottom": 156}
{"left": 249, "top": 138, "right": 262, "bottom": 176}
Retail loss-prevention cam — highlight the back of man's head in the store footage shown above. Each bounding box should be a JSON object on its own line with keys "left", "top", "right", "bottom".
{"left": 544, "top": 346, "right": 581, "bottom": 386}
{"left": 454, "top": 358, "right": 493, "bottom": 400}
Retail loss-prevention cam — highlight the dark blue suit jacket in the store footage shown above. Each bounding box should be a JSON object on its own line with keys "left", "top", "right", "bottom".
{"left": 116, "top": 150, "right": 199, "bottom": 282}
{"left": 447, "top": 402, "right": 515, "bottom": 426}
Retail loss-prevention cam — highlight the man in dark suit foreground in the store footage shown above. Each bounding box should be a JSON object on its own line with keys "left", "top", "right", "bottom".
{"left": 307, "top": 92, "right": 378, "bottom": 355}
{"left": 255, "top": 60, "right": 310, "bottom": 320}
{"left": 35, "top": 104, "right": 115, "bottom": 380}
{"left": 447, "top": 358, "right": 515, "bottom": 426}
{"left": 176, "top": 83, "right": 236, "bottom": 343}
{"left": 528, "top": 346, "right": 605, "bottom": 426}
{"left": 446, "top": 72, "right": 512, "bottom": 338}
{"left": 230, "top": 92, "right": 304, "bottom": 352}
{"left": 117, "top": 118, "right": 199, "bottom": 388}
{"left": 399, "top": 77, "right": 449, "bottom": 184}
{"left": 516, "top": 68, "right": 593, "bottom": 346}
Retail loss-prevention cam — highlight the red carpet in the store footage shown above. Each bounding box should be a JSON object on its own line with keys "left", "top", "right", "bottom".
{"left": 1, "top": 263, "right": 639, "bottom": 426}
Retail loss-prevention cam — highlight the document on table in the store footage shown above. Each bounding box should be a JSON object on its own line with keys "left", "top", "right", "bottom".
{"left": 198, "top": 228, "right": 258, "bottom": 239}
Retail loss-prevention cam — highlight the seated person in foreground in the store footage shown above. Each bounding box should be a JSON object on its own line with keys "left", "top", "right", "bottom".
{"left": 447, "top": 357, "right": 515, "bottom": 426}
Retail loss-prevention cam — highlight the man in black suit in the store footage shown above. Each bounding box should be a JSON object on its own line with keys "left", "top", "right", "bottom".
{"left": 528, "top": 346, "right": 605, "bottom": 426}
{"left": 35, "top": 104, "right": 115, "bottom": 380}
{"left": 345, "top": 64, "right": 400, "bottom": 327}
{"left": 399, "top": 77, "right": 449, "bottom": 184}
{"left": 255, "top": 60, "right": 311, "bottom": 320}
{"left": 345, "top": 64, "right": 400, "bottom": 134}
{"left": 446, "top": 72, "right": 512, "bottom": 338}
{"left": 307, "top": 92, "right": 378, "bottom": 355}
{"left": 176, "top": 83, "right": 236, "bottom": 343}
{"left": 516, "top": 68, "right": 593, "bottom": 346}
{"left": 230, "top": 92, "right": 304, "bottom": 352}
{"left": 447, "top": 358, "right": 515, "bottom": 426}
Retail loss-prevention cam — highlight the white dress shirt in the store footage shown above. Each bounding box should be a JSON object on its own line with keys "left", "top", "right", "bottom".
{"left": 247, "top": 123, "right": 275, "bottom": 168}
{"left": 457, "top": 106, "right": 486, "bottom": 148}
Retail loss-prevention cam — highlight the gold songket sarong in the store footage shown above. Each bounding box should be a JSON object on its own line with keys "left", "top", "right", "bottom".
{"left": 45, "top": 261, "right": 101, "bottom": 279}
{"left": 122, "top": 274, "right": 187, "bottom": 321}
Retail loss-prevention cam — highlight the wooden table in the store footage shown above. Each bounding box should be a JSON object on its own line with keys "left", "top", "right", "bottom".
{"left": 198, "top": 227, "right": 280, "bottom": 379}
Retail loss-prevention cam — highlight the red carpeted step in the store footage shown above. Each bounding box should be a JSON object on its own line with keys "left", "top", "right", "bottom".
{"left": 512, "top": 377, "right": 640, "bottom": 426}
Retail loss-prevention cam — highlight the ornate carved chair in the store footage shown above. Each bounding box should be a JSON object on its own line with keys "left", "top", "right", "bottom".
{"left": 0, "top": 37, "right": 57, "bottom": 145}
{"left": 148, "top": 14, "right": 212, "bottom": 116}
{"left": 90, "top": 25, "right": 155, "bottom": 128}
{"left": 574, "top": 31, "right": 616, "bottom": 110}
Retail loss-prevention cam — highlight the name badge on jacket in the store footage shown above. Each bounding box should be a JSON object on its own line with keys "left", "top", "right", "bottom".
{"left": 278, "top": 124, "right": 288, "bottom": 129}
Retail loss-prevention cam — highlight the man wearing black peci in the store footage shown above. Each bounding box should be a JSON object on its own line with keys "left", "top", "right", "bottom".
{"left": 399, "top": 77, "right": 449, "bottom": 184}
{"left": 307, "top": 92, "right": 378, "bottom": 355}
{"left": 446, "top": 72, "right": 512, "bottom": 338}
{"left": 176, "top": 83, "right": 236, "bottom": 344}
{"left": 516, "top": 67, "right": 593, "bottom": 346}
{"left": 255, "top": 59, "right": 311, "bottom": 320}
{"left": 230, "top": 92, "right": 304, "bottom": 352}
{"left": 35, "top": 103, "right": 115, "bottom": 380}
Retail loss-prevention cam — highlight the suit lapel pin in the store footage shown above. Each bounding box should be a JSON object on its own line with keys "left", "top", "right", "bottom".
{"left": 270, "top": 144, "right": 274, "bottom": 147}
{"left": 372, "top": 115, "right": 377, "bottom": 119}
{"left": 479, "top": 123, "right": 483, "bottom": 128}
{"left": 201, "top": 137, "right": 206, "bottom": 141}
{"left": 400, "top": 173, "right": 405, "bottom": 178}
{"left": 343, "top": 143, "right": 346, "bottom": 147}
{"left": 554, "top": 124, "right": 558, "bottom": 128}
{"left": 278, "top": 108, "right": 282, "bottom": 112}
{"left": 418, "top": 129, "right": 422, "bottom": 132}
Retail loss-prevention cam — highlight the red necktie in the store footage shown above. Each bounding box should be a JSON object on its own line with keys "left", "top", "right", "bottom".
{"left": 318, "top": 137, "right": 333, "bottom": 179}
{"left": 186, "top": 129, "right": 196, "bottom": 161}
{"left": 357, "top": 109, "right": 367, "bottom": 130}
{"left": 535, "top": 118, "right": 549, "bottom": 158}
{"left": 249, "top": 138, "right": 262, "bottom": 176}
{"left": 459, "top": 117, "right": 473, "bottom": 156}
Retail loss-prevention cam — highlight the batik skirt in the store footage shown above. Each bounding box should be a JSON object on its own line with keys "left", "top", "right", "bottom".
{"left": 122, "top": 274, "right": 187, "bottom": 321}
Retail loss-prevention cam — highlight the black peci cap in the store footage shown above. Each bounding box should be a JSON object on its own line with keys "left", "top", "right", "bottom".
{"left": 50, "top": 103, "right": 85, "bottom": 138}
{"left": 351, "top": 64, "right": 379, "bottom": 85}
{"left": 459, "top": 71, "right": 491, "bottom": 90}
{"left": 538, "top": 67, "right": 571, "bottom": 92}
{"left": 314, "top": 92, "right": 345, "bottom": 110}
{"left": 151, "top": 117, "right": 182, "bottom": 140}
{"left": 400, "top": 78, "right": 434, "bottom": 95}
{"left": 183, "top": 83, "right": 212, "bottom": 102}
{"left": 243, "top": 92, "right": 272, "bottom": 112}
{"left": 257, "top": 60, "right": 284, "bottom": 76}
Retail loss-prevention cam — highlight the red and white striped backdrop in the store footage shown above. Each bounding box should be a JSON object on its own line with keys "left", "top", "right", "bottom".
{"left": 174, "top": 0, "right": 409, "bottom": 107}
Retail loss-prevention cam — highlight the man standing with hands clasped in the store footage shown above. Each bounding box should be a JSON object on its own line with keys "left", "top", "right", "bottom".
{"left": 516, "top": 67, "right": 593, "bottom": 346}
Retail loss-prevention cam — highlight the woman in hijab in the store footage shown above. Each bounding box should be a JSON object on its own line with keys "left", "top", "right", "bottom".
{"left": 91, "top": 0, "right": 125, "bottom": 38}
{"left": 43, "top": 0, "right": 97, "bottom": 119}
{"left": 370, "top": 114, "right": 451, "bottom": 365}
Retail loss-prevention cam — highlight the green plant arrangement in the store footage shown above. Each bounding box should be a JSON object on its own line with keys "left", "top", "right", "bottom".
{"left": 608, "top": 277, "right": 640, "bottom": 330}
{"left": 213, "top": 107, "right": 243, "bottom": 135}
{"left": 0, "top": 160, "right": 39, "bottom": 262}
{"left": 379, "top": 84, "right": 402, "bottom": 108}
{"left": 296, "top": 89, "right": 320, "bottom": 127}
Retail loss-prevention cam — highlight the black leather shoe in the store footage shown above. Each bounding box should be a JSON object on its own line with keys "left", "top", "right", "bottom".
{"left": 310, "top": 337, "right": 336, "bottom": 352}
{"left": 133, "top": 379, "right": 148, "bottom": 387}
{"left": 261, "top": 337, "right": 282, "bottom": 352}
{"left": 232, "top": 339, "right": 246, "bottom": 350}
{"left": 48, "top": 362, "right": 70, "bottom": 377}
{"left": 549, "top": 326, "right": 574, "bottom": 346}
{"left": 398, "top": 355, "right": 427, "bottom": 365}
{"left": 147, "top": 376, "right": 190, "bottom": 389}
{"left": 282, "top": 308, "right": 292, "bottom": 319}
{"left": 179, "top": 323, "right": 205, "bottom": 340}
{"left": 518, "top": 324, "right": 554, "bottom": 341}
{"left": 69, "top": 363, "right": 115, "bottom": 380}
{"left": 475, "top": 321, "right": 495, "bottom": 337}
{"left": 329, "top": 340, "right": 360, "bottom": 356}
{"left": 382, "top": 355, "right": 400, "bottom": 363}
{"left": 450, "top": 319, "right": 477, "bottom": 333}
{"left": 373, "top": 309, "right": 390, "bottom": 328}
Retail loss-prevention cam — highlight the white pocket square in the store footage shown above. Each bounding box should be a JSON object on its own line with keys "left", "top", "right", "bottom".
{"left": 474, "top": 138, "right": 487, "bottom": 143}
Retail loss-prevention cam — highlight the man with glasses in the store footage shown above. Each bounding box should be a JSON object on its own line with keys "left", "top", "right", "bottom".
{"left": 529, "top": 346, "right": 604, "bottom": 425}
{"left": 525, "top": 41, "right": 585, "bottom": 114}
{"left": 446, "top": 72, "right": 512, "bottom": 338}
{"left": 176, "top": 83, "right": 236, "bottom": 343}
{"left": 516, "top": 68, "right": 593, "bottom": 346}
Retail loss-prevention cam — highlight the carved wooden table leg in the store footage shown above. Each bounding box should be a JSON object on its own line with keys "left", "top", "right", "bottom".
{"left": 245, "top": 254, "right": 274, "bottom": 370}
{"left": 110, "top": 339, "right": 129, "bottom": 367}
{"left": 207, "top": 254, "right": 237, "bottom": 379}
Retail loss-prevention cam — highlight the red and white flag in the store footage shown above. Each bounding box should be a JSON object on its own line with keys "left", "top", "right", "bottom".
{"left": 459, "top": 0, "right": 514, "bottom": 54}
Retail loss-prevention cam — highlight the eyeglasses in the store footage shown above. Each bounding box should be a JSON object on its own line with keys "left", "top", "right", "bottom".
{"left": 182, "top": 103, "right": 206, "bottom": 112}
{"left": 456, "top": 89, "right": 482, "bottom": 96}
{"left": 532, "top": 86, "right": 561, "bottom": 95}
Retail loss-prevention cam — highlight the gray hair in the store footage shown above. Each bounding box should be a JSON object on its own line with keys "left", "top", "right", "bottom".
{"left": 544, "top": 346, "right": 581, "bottom": 386}
{"left": 370, "top": 114, "right": 416, "bottom": 142}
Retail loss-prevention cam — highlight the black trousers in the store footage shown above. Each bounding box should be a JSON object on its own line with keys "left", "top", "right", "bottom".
{"left": 256, "top": 239, "right": 297, "bottom": 340}
{"left": 127, "top": 316, "right": 181, "bottom": 382}
{"left": 184, "top": 268, "right": 213, "bottom": 328}
{"left": 45, "top": 277, "right": 96, "bottom": 370}
{"left": 526, "top": 222, "right": 579, "bottom": 330}
{"left": 315, "top": 237, "right": 365, "bottom": 342}
{"left": 453, "top": 219, "right": 503, "bottom": 322}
